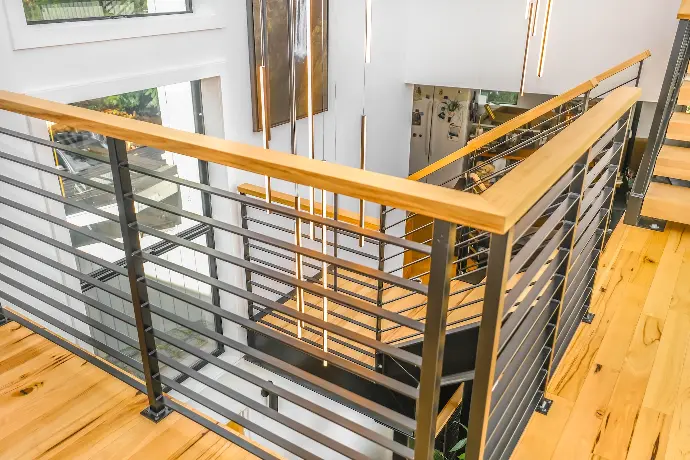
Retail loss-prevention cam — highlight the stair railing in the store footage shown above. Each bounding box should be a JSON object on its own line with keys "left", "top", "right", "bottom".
{"left": 0, "top": 81, "right": 640, "bottom": 460}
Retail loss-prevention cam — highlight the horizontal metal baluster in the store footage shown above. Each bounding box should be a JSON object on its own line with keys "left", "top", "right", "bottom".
{"left": 134, "top": 223, "right": 425, "bottom": 332}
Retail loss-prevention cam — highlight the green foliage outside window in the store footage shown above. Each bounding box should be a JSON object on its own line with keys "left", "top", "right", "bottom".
{"left": 72, "top": 88, "right": 162, "bottom": 124}
{"left": 22, "top": 0, "right": 157, "bottom": 23}
{"left": 481, "top": 90, "right": 520, "bottom": 106}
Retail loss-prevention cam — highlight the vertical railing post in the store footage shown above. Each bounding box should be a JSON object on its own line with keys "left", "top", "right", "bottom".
{"left": 627, "top": 20, "right": 690, "bottom": 225}
{"left": 108, "top": 136, "right": 170, "bottom": 422}
{"left": 375, "top": 204, "right": 387, "bottom": 372}
{"left": 240, "top": 200, "right": 257, "bottom": 350}
{"left": 414, "top": 219, "right": 457, "bottom": 460}
{"left": 466, "top": 229, "right": 514, "bottom": 460}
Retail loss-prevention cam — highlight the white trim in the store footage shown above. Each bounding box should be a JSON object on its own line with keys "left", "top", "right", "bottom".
{"left": 2, "top": 0, "right": 224, "bottom": 51}
{"left": 28, "top": 60, "right": 226, "bottom": 103}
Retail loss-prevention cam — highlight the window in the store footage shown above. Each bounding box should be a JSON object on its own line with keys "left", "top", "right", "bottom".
{"left": 481, "top": 90, "right": 520, "bottom": 106}
{"left": 22, "top": 0, "right": 191, "bottom": 24}
{"left": 49, "top": 81, "right": 222, "bottom": 381}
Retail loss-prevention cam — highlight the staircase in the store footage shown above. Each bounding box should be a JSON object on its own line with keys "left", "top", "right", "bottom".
{"left": 628, "top": 11, "right": 690, "bottom": 226}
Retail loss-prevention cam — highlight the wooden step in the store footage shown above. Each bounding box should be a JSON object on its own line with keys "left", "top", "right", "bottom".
{"left": 654, "top": 145, "right": 690, "bottom": 181}
{"left": 667, "top": 112, "right": 690, "bottom": 142}
{"left": 641, "top": 182, "right": 690, "bottom": 225}
{"left": 679, "top": 81, "right": 690, "bottom": 106}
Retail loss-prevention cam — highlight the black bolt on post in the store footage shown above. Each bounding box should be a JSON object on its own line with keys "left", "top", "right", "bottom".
{"left": 108, "top": 136, "right": 171, "bottom": 422}
{"left": 414, "top": 219, "right": 457, "bottom": 460}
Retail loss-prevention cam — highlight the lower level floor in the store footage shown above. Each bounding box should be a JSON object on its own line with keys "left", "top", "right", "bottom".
{"left": 513, "top": 222, "right": 690, "bottom": 459}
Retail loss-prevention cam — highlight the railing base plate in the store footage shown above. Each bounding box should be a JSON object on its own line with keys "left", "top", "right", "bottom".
{"left": 582, "top": 312, "right": 596, "bottom": 324}
{"left": 141, "top": 406, "right": 173, "bottom": 423}
{"left": 535, "top": 396, "right": 553, "bottom": 415}
{"left": 637, "top": 216, "right": 667, "bottom": 232}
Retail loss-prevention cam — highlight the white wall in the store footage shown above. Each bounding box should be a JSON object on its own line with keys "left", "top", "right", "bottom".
{"left": 404, "top": 0, "right": 682, "bottom": 102}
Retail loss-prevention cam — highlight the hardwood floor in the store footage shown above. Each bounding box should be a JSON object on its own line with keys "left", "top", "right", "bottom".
{"left": 0, "top": 322, "right": 262, "bottom": 460}
{"left": 512, "top": 222, "right": 690, "bottom": 460}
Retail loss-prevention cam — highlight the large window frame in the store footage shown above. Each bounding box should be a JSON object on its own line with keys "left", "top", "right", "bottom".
{"left": 3, "top": 0, "right": 222, "bottom": 50}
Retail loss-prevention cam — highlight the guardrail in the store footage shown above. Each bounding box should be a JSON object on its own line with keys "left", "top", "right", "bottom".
{"left": 0, "top": 83, "right": 639, "bottom": 459}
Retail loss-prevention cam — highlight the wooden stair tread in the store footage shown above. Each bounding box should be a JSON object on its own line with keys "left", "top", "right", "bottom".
{"left": 666, "top": 112, "right": 690, "bottom": 142}
{"left": 654, "top": 145, "right": 690, "bottom": 181}
{"left": 642, "top": 182, "right": 690, "bottom": 225}
{"left": 679, "top": 81, "right": 690, "bottom": 106}
{"left": 258, "top": 272, "right": 480, "bottom": 365}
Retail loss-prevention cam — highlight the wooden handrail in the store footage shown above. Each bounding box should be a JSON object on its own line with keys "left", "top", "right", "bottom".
{"left": 595, "top": 50, "right": 652, "bottom": 82}
{"left": 237, "top": 183, "right": 380, "bottom": 230}
{"left": 408, "top": 50, "right": 651, "bottom": 183}
{"left": 679, "top": 0, "right": 690, "bottom": 19}
{"left": 0, "top": 83, "right": 641, "bottom": 234}
{"left": 483, "top": 86, "right": 641, "bottom": 231}
{"left": 0, "top": 90, "right": 505, "bottom": 232}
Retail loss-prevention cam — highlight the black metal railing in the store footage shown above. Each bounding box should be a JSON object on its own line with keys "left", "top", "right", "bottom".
{"left": 0, "top": 114, "right": 455, "bottom": 459}
{"left": 0, "top": 82, "right": 638, "bottom": 460}
{"left": 465, "top": 93, "right": 634, "bottom": 460}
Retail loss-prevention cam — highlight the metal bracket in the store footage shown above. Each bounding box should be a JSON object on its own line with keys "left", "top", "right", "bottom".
{"left": 637, "top": 216, "right": 667, "bottom": 232}
{"left": 0, "top": 316, "right": 10, "bottom": 326}
{"left": 582, "top": 311, "right": 596, "bottom": 324}
{"left": 140, "top": 405, "right": 173, "bottom": 423}
{"left": 535, "top": 396, "right": 553, "bottom": 415}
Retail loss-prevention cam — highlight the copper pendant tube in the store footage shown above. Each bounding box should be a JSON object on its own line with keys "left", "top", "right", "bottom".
{"left": 358, "top": 114, "right": 367, "bottom": 247}
{"left": 287, "top": 0, "right": 304, "bottom": 337}
{"left": 259, "top": 0, "right": 272, "bottom": 208}
{"left": 520, "top": 1, "right": 537, "bottom": 96}
{"left": 307, "top": 0, "right": 317, "bottom": 239}
{"left": 537, "top": 0, "right": 554, "bottom": 77}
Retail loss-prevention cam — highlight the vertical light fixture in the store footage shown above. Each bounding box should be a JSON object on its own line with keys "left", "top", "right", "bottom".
{"left": 320, "top": 0, "right": 329, "bottom": 366}
{"left": 359, "top": 115, "right": 367, "bottom": 247}
{"left": 294, "top": 199, "right": 305, "bottom": 338}
{"left": 519, "top": 0, "right": 538, "bottom": 96}
{"left": 537, "top": 0, "right": 554, "bottom": 77}
{"left": 287, "top": 0, "right": 305, "bottom": 338}
{"left": 259, "top": 0, "right": 272, "bottom": 208}
{"left": 365, "top": 0, "right": 372, "bottom": 63}
{"left": 359, "top": 0, "right": 371, "bottom": 247}
{"left": 307, "top": 0, "right": 316, "bottom": 239}
{"left": 322, "top": 189, "right": 328, "bottom": 366}
{"left": 259, "top": 66, "right": 271, "bottom": 200}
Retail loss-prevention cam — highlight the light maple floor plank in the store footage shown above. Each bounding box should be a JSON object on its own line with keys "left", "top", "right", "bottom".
{"left": 514, "top": 223, "right": 690, "bottom": 459}
{"left": 0, "top": 323, "right": 263, "bottom": 460}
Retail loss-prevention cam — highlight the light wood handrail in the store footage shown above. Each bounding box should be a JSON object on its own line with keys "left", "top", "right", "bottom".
{"left": 483, "top": 86, "right": 641, "bottom": 231}
{"left": 237, "top": 183, "right": 380, "bottom": 230}
{"left": 0, "top": 85, "right": 641, "bottom": 234}
{"left": 408, "top": 50, "right": 651, "bottom": 183}
{"left": 679, "top": 0, "right": 690, "bottom": 19}
{"left": 595, "top": 50, "right": 652, "bottom": 82}
{"left": 0, "top": 90, "right": 505, "bottom": 233}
